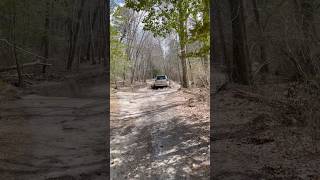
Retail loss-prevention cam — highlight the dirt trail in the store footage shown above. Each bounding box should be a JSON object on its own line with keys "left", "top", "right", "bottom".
{"left": 0, "top": 78, "right": 108, "bottom": 179}
{"left": 111, "top": 81, "right": 209, "bottom": 180}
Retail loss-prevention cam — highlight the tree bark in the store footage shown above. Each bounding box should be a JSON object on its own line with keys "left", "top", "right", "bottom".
{"left": 103, "top": 0, "right": 108, "bottom": 68}
{"left": 180, "top": 47, "right": 189, "bottom": 88}
{"left": 178, "top": 1, "right": 189, "bottom": 88}
{"left": 188, "top": 59, "right": 193, "bottom": 86}
{"left": 229, "top": 0, "right": 251, "bottom": 85}
{"left": 42, "top": 0, "right": 50, "bottom": 74}
{"left": 12, "top": 0, "right": 23, "bottom": 87}
{"left": 214, "top": 0, "right": 231, "bottom": 80}
{"left": 251, "top": 0, "right": 268, "bottom": 73}
{"left": 66, "top": 0, "right": 86, "bottom": 71}
{"left": 86, "top": 7, "right": 98, "bottom": 65}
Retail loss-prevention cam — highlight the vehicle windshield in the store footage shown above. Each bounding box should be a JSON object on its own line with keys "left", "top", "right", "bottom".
{"left": 156, "top": 76, "right": 166, "bottom": 80}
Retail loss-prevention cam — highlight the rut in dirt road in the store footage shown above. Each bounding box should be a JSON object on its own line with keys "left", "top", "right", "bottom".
{"left": 111, "top": 82, "right": 209, "bottom": 180}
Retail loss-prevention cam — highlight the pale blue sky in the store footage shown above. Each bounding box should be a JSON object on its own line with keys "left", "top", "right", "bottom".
{"left": 115, "top": 0, "right": 124, "bottom": 4}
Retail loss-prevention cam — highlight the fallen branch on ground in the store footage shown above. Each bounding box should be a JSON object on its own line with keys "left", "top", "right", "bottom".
{"left": 215, "top": 82, "right": 228, "bottom": 94}
{"left": 252, "top": 60, "right": 271, "bottom": 78}
{"left": 232, "top": 88, "right": 297, "bottom": 110}
{"left": 0, "top": 39, "right": 47, "bottom": 60}
{"left": 0, "top": 60, "right": 52, "bottom": 72}
{"left": 2, "top": 77, "right": 33, "bottom": 85}
{"left": 1, "top": 73, "right": 34, "bottom": 79}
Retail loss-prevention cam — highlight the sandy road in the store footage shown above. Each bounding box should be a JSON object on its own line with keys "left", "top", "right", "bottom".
{"left": 0, "top": 78, "right": 108, "bottom": 180}
{"left": 111, "top": 81, "right": 209, "bottom": 180}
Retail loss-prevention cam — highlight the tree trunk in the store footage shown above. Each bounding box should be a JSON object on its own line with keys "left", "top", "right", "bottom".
{"left": 214, "top": 0, "right": 231, "bottom": 80}
{"left": 42, "top": 0, "right": 50, "bottom": 74}
{"left": 76, "top": 43, "right": 81, "bottom": 72}
{"left": 295, "top": 0, "right": 315, "bottom": 77}
{"left": 11, "top": 1, "right": 23, "bottom": 87}
{"left": 86, "top": 12, "right": 92, "bottom": 62}
{"left": 178, "top": 1, "right": 189, "bottom": 88}
{"left": 130, "top": 31, "right": 146, "bottom": 84}
{"left": 188, "top": 59, "right": 193, "bottom": 86}
{"left": 102, "top": 0, "right": 108, "bottom": 68}
{"left": 88, "top": 7, "right": 98, "bottom": 65}
{"left": 66, "top": 0, "right": 86, "bottom": 71}
{"left": 177, "top": 59, "right": 182, "bottom": 83}
{"left": 251, "top": 0, "right": 268, "bottom": 73}
{"left": 203, "top": 55, "right": 210, "bottom": 83}
{"left": 180, "top": 47, "right": 189, "bottom": 88}
{"left": 229, "top": 0, "right": 251, "bottom": 85}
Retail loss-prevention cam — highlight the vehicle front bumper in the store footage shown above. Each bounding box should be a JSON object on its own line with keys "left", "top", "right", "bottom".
{"left": 154, "top": 82, "right": 169, "bottom": 87}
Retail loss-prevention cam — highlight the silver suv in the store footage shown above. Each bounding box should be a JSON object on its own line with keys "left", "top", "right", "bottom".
{"left": 152, "top": 75, "right": 170, "bottom": 88}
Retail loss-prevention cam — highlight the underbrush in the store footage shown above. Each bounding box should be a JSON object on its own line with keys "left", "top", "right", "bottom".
{"left": 219, "top": 78, "right": 320, "bottom": 153}
{"left": 253, "top": 79, "right": 320, "bottom": 154}
{"left": 286, "top": 80, "right": 320, "bottom": 153}
{"left": 212, "top": 79, "right": 320, "bottom": 178}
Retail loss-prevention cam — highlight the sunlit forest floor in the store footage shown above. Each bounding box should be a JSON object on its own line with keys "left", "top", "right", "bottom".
{"left": 110, "top": 81, "right": 209, "bottom": 179}
{"left": 212, "top": 74, "right": 320, "bottom": 179}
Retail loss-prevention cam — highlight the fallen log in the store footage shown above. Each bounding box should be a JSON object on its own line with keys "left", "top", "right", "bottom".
{"left": 2, "top": 77, "right": 33, "bottom": 85}
{"left": 0, "top": 39, "right": 47, "bottom": 61}
{"left": 0, "top": 61, "right": 52, "bottom": 72}
{"left": 1, "top": 73, "right": 34, "bottom": 79}
{"left": 232, "top": 88, "right": 298, "bottom": 110}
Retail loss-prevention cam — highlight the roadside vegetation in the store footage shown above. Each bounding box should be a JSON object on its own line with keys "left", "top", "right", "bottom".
{"left": 0, "top": 0, "right": 108, "bottom": 88}
{"left": 110, "top": 0, "right": 210, "bottom": 90}
{"left": 0, "top": 1, "right": 109, "bottom": 179}
{"left": 212, "top": 0, "right": 320, "bottom": 178}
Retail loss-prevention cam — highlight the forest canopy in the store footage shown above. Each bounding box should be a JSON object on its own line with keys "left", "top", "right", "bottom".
{"left": 110, "top": 0, "right": 210, "bottom": 88}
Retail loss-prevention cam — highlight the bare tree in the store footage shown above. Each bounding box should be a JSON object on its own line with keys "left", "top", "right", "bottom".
{"left": 229, "top": 0, "right": 252, "bottom": 85}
